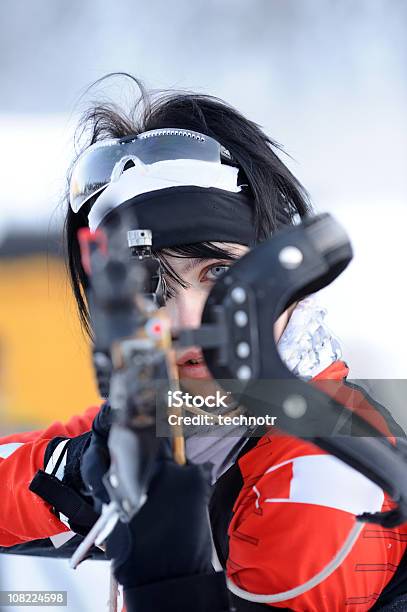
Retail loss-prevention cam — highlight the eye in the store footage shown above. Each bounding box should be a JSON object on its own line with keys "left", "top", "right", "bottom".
{"left": 203, "top": 263, "right": 230, "bottom": 282}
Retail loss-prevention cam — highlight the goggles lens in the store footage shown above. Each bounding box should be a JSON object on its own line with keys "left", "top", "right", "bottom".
{"left": 70, "top": 129, "right": 229, "bottom": 213}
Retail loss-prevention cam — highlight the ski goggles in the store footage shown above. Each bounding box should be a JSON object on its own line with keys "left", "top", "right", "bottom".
{"left": 69, "top": 128, "right": 235, "bottom": 214}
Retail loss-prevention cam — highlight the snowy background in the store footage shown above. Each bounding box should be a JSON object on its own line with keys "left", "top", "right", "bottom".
{"left": 0, "top": 1, "right": 406, "bottom": 610}
{"left": 1, "top": 0, "right": 406, "bottom": 378}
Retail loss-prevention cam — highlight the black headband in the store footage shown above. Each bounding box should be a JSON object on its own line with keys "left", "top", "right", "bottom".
{"left": 98, "top": 186, "right": 257, "bottom": 249}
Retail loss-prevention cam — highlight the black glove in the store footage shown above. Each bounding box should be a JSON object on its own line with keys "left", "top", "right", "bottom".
{"left": 80, "top": 409, "right": 230, "bottom": 611}
{"left": 29, "top": 415, "right": 109, "bottom": 536}
{"left": 105, "top": 443, "right": 230, "bottom": 611}
{"left": 80, "top": 402, "right": 112, "bottom": 510}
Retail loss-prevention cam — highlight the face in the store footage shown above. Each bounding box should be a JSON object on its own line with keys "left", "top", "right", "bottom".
{"left": 161, "top": 242, "right": 294, "bottom": 380}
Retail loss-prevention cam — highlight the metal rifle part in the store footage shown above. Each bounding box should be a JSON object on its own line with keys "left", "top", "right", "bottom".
{"left": 71, "top": 227, "right": 184, "bottom": 569}
{"left": 70, "top": 502, "right": 119, "bottom": 569}
{"left": 178, "top": 213, "right": 407, "bottom": 527}
{"left": 127, "top": 229, "right": 166, "bottom": 307}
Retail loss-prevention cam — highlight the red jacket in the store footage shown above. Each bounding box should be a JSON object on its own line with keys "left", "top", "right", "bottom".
{"left": 0, "top": 405, "right": 99, "bottom": 546}
{"left": 1, "top": 361, "right": 406, "bottom": 611}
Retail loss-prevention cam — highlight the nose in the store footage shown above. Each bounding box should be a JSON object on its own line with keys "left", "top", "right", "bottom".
{"left": 166, "top": 286, "right": 206, "bottom": 331}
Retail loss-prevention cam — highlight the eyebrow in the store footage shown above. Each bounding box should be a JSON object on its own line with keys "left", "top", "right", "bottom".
{"left": 177, "top": 258, "right": 207, "bottom": 275}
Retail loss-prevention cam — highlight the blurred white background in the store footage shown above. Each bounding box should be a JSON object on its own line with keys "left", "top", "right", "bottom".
{"left": 1, "top": 0, "right": 405, "bottom": 377}
{"left": 0, "top": 1, "right": 405, "bottom": 609}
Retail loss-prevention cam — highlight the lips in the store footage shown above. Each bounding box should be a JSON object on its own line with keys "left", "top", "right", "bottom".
{"left": 177, "top": 348, "right": 204, "bottom": 366}
{"left": 176, "top": 348, "right": 210, "bottom": 379}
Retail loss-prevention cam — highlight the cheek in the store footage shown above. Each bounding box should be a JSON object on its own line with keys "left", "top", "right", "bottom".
{"left": 164, "top": 287, "right": 209, "bottom": 329}
{"left": 166, "top": 291, "right": 293, "bottom": 337}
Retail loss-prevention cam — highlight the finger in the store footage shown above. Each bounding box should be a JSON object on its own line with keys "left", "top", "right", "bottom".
{"left": 81, "top": 443, "right": 111, "bottom": 505}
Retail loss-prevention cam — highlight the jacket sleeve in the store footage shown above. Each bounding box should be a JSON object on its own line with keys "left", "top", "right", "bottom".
{"left": 0, "top": 405, "right": 99, "bottom": 547}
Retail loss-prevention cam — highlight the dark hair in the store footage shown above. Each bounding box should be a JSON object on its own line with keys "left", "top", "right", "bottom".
{"left": 65, "top": 74, "right": 312, "bottom": 335}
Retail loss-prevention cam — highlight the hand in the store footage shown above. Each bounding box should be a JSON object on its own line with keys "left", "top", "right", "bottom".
{"left": 81, "top": 414, "right": 230, "bottom": 611}
{"left": 80, "top": 402, "right": 112, "bottom": 510}
{"left": 105, "top": 444, "right": 214, "bottom": 589}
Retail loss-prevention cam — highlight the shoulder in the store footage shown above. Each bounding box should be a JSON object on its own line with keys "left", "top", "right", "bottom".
{"left": 224, "top": 362, "right": 407, "bottom": 608}
{"left": 234, "top": 432, "right": 384, "bottom": 520}
{"left": 227, "top": 433, "right": 406, "bottom": 610}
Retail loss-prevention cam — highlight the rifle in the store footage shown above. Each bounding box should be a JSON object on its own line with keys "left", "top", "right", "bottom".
{"left": 71, "top": 224, "right": 184, "bottom": 568}
{"left": 71, "top": 212, "right": 407, "bottom": 603}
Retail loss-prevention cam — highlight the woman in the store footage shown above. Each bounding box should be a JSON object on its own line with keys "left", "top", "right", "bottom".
{"left": 1, "top": 79, "right": 406, "bottom": 611}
